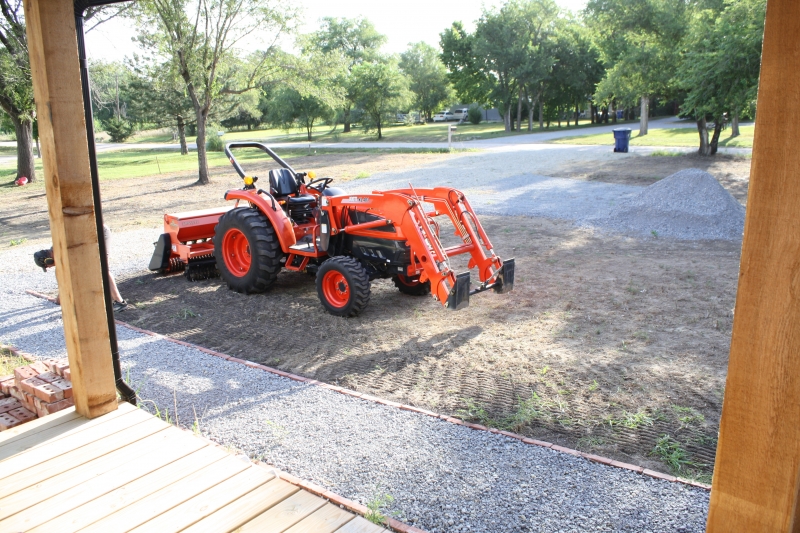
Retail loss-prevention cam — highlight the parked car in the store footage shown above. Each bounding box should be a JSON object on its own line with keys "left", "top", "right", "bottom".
{"left": 433, "top": 111, "right": 455, "bottom": 122}
{"left": 453, "top": 108, "right": 469, "bottom": 121}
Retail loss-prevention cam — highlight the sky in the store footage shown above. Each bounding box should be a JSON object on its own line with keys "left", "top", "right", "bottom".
{"left": 84, "top": 0, "right": 588, "bottom": 62}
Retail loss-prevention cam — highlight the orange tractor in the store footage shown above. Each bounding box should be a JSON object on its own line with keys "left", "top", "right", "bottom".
{"left": 149, "top": 143, "right": 514, "bottom": 316}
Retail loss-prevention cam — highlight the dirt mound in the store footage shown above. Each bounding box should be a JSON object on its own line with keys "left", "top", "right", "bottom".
{"left": 587, "top": 168, "right": 745, "bottom": 241}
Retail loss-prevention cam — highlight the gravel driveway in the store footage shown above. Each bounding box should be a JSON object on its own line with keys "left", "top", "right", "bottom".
{"left": 0, "top": 232, "right": 711, "bottom": 532}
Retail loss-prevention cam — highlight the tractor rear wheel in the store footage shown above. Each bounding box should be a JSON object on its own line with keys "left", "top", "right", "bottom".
{"left": 316, "top": 256, "right": 370, "bottom": 317}
{"left": 392, "top": 274, "right": 430, "bottom": 296}
{"left": 214, "top": 208, "right": 282, "bottom": 293}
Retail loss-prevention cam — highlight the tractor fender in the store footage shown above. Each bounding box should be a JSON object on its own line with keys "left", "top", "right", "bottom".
{"left": 224, "top": 189, "right": 296, "bottom": 252}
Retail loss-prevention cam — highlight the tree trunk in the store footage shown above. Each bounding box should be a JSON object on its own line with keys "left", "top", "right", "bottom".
{"left": 731, "top": 109, "right": 740, "bottom": 137}
{"left": 377, "top": 116, "right": 382, "bottom": 139}
{"left": 591, "top": 104, "right": 595, "bottom": 124}
{"left": 575, "top": 103, "right": 580, "bottom": 126}
{"left": 639, "top": 96, "right": 649, "bottom": 136}
{"left": 504, "top": 106, "right": 511, "bottom": 132}
{"left": 13, "top": 117, "right": 36, "bottom": 182}
{"left": 697, "top": 116, "right": 710, "bottom": 156}
{"left": 343, "top": 105, "right": 352, "bottom": 133}
{"left": 516, "top": 88, "right": 523, "bottom": 133}
{"left": 176, "top": 115, "right": 188, "bottom": 155}
{"left": 709, "top": 116, "right": 724, "bottom": 155}
{"left": 611, "top": 99, "right": 617, "bottom": 123}
{"left": 195, "top": 110, "right": 210, "bottom": 185}
{"left": 527, "top": 90, "right": 534, "bottom": 131}
{"left": 539, "top": 100, "right": 544, "bottom": 129}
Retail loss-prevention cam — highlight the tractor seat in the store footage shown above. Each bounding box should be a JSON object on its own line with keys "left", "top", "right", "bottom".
{"left": 268, "top": 169, "right": 314, "bottom": 206}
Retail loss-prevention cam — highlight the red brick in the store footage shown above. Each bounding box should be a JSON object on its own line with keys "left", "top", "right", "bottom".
{"left": 499, "top": 430, "right": 525, "bottom": 440}
{"left": 522, "top": 438, "right": 553, "bottom": 448}
{"left": 33, "top": 382, "right": 64, "bottom": 403}
{"left": 551, "top": 445, "right": 582, "bottom": 457}
{"left": 42, "top": 359, "right": 59, "bottom": 372}
{"left": 0, "top": 412, "right": 21, "bottom": 430}
{"left": 63, "top": 368, "right": 71, "bottom": 381}
{"left": 20, "top": 377, "right": 46, "bottom": 396}
{"left": 610, "top": 460, "right": 645, "bottom": 474}
{"left": 582, "top": 453, "right": 614, "bottom": 465}
{"left": 0, "top": 375, "right": 13, "bottom": 395}
{"left": 8, "top": 407, "right": 36, "bottom": 424}
{"left": 36, "top": 371, "right": 59, "bottom": 383}
{"left": 9, "top": 385, "right": 23, "bottom": 402}
{"left": 50, "top": 379, "right": 72, "bottom": 399}
{"left": 13, "top": 366, "right": 37, "bottom": 383}
{"left": 22, "top": 391, "right": 36, "bottom": 412}
{"left": 0, "top": 397, "right": 22, "bottom": 414}
{"left": 37, "top": 397, "right": 74, "bottom": 415}
{"left": 29, "top": 361, "right": 48, "bottom": 374}
{"left": 643, "top": 468, "right": 677, "bottom": 482}
{"left": 55, "top": 362, "right": 69, "bottom": 376}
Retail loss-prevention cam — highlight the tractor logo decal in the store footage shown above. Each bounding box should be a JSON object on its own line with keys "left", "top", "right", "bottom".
{"left": 342, "top": 196, "right": 371, "bottom": 204}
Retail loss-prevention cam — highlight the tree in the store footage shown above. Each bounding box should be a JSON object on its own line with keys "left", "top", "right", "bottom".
{"left": 309, "top": 17, "right": 385, "bottom": 133}
{"left": 135, "top": 0, "right": 296, "bottom": 184}
{"left": 0, "top": 0, "right": 35, "bottom": 182}
{"left": 0, "top": 2, "right": 129, "bottom": 183}
{"left": 351, "top": 58, "right": 410, "bottom": 140}
{"left": 587, "top": 0, "right": 688, "bottom": 135}
{"left": 439, "top": 22, "right": 493, "bottom": 107}
{"left": 268, "top": 88, "right": 333, "bottom": 141}
{"left": 678, "top": 0, "right": 765, "bottom": 154}
{"left": 399, "top": 42, "right": 453, "bottom": 121}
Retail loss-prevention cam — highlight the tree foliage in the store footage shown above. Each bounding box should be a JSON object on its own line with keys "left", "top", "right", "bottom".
{"left": 350, "top": 58, "right": 410, "bottom": 139}
{"left": 399, "top": 42, "right": 454, "bottom": 120}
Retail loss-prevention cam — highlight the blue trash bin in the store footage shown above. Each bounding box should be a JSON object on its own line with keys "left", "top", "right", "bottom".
{"left": 613, "top": 128, "right": 631, "bottom": 152}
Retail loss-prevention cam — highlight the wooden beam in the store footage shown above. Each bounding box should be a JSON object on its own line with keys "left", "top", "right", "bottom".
{"left": 706, "top": 0, "right": 800, "bottom": 531}
{"left": 22, "top": 0, "right": 117, "bottom": 418}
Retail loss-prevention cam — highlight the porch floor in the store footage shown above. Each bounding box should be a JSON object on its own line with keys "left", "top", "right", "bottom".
{"left": 0, "top": 401, "right": 386, "bottom": 532}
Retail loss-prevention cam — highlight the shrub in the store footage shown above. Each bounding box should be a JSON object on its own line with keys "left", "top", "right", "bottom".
{"left": 468, "top": 105, "right": 483, "bottom": 125}
{"left": 104, "top": 117, "right": 135, "bottom": 142}
{"left": 205, "top": 124, "right": 225, "bottom": 152}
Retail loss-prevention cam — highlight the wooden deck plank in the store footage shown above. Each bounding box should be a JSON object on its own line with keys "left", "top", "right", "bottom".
{"left": 0, "top": 406, "right": 153, "bottom": 478}
{"left": 32, "top": 445, "right": 223, "bottom": 533}
{"left": 181, "top": 477, "right": 299, "bottom": 533}
{"left": 0, "top": 403, "right": 135, "bottom": 461}
{"left": 81, "top": 453, "right": 251, "bottom": 533}
{"left": 0, "top": 406, "right": 81, "bottom": 444}
{"left": 335, "top": 517, "right": 388, "bottom": 533}
{"left": 234, "top": 490, "right": 327, "bottom": 533}
{"left": 127, "top": 465, "right": 276, "bottom": 533}
{"left": 283, "top": 503, "right": 356, "bottom": 533}
{"left": 0, "top": 429, "right": 196, "bottom": 521}
{"left": 0, "top": 417, "right": 166, "bottom": 499}
{"left": 0, "top": 429, "right": 206, "bottom": 531}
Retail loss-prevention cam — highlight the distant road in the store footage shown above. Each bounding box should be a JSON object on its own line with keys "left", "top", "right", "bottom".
{"left": 0, "top": 117, "right": 752, "bottom": 165}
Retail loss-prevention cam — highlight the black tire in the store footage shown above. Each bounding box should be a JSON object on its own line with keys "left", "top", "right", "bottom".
{"left": 213, "top": 207, "right": 282, "bottom": 293}
{"left": 392, "top": 274, "right": 430, "bottom": 296}
{"left": 316, "top": 256, "right": 371, "bottom": 317}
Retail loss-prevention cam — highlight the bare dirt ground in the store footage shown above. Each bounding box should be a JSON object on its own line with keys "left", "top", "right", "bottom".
{"left": 2, "top": 151, "right": 748, "bottom": 481}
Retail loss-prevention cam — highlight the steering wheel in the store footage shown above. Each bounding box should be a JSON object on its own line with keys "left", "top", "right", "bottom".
{"left": 307, "top": 176, "right": 333, "bottom": 192}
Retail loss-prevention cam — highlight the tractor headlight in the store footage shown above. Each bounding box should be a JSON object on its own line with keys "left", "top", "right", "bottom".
{"left": 243, "top": 176, "right": 254, "bottom": 186}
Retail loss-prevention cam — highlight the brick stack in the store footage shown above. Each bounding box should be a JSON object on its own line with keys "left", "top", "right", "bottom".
{"left": 0, "top": 357, "right": 73, "bottom": 431}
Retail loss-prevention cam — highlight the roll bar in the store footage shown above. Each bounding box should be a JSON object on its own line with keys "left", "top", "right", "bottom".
{"left": 224, "top": 142, "right": 297, "bottom": 179}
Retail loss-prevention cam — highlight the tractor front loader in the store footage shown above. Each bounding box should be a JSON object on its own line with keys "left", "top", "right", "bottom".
{"left": 149, "top": 142, "right": 514, "bottom": 316}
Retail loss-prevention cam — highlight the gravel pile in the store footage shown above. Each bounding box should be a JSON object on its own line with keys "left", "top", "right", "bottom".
{"left": 584, "top": 168, "right": 745, "bottom": 241}
{"left": 0, "top": 235, "right": 711, "bottom": 532}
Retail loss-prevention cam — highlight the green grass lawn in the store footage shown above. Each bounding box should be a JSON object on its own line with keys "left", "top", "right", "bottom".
{"left": 125, "top": 118, "right": 642, "bottom": 146}
{"left": 551, "top": 124, "right": 754, "bottom": 148}
{"left": 0, "top": 146, "right": 455, "bottom": 191}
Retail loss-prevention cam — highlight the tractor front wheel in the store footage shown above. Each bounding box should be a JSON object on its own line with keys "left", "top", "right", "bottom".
{"left": 316, "top": 256, "right": 371, "bottom": 317}
{"left": 392, "top": 274, "right": 430, "bottom": 296}
{"left": 214, "top": 208, "right": 282, "bottom": 293}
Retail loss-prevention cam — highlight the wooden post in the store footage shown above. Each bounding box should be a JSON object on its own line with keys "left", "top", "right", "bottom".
{"left": 707, "top": 0, "right": 800, "bottom": 531}
{"left": 23, "top": 0, "right": 118, "bottom": 418}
